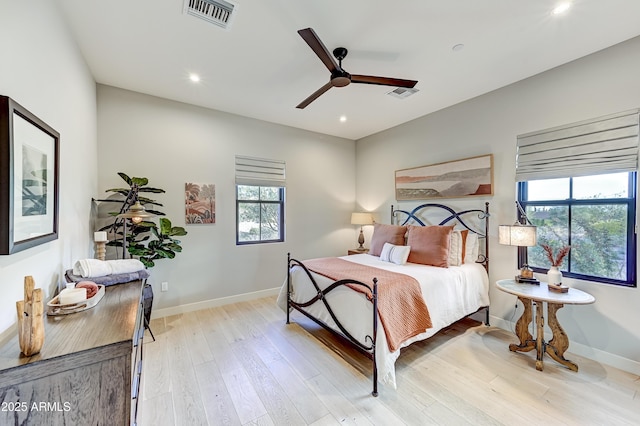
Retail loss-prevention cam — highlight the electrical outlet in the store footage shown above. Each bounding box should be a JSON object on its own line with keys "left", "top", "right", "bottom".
{"left": 161, "top": 282, "right": 168, "bottom": 292}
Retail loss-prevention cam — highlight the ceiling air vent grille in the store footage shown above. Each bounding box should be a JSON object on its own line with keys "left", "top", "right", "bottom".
{"left": 387, "top": 87, "right": 419, "bottom": 99}
{"left": 184, "top": 0, "right": 236, "bottom": 29}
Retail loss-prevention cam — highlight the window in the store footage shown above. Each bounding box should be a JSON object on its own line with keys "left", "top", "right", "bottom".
{"left": 235, "top": 155, "right": 286, "bottom": 245}
{"left": 236, "top": 185, "right": 284, "bottom": 244}
{"left": 518, "top": 172, "right": 636, "bottom": 286}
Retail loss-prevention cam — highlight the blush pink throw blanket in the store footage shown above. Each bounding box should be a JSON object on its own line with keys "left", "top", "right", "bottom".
{"left": 302, "top": 257, "right": 432, "bottom": 352}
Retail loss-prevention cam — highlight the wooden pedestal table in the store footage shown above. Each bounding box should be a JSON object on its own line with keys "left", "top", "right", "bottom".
{"left": 496, "top": 279, "right": 595, "bottom": 372}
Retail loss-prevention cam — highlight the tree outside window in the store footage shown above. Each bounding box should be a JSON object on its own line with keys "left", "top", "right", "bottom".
{"left": 236, "top": 185, "right": 284, "bottom": 244}
{"left": 519, "top": 172, "right": 636, "bottom": 287}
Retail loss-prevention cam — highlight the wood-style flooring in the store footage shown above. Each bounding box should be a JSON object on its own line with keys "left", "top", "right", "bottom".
{"left": 138, "top": 296, "right": 640, "bottom": 425}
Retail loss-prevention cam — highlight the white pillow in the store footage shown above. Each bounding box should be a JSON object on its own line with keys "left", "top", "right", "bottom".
{"left": 464, "top": 233, "right": 479, "bottom": 264}
{"left": 448, "top": 230, "right": 464, "bottom": 266}
{"left": 379, "top": 243, "right": 411, "bottom": 265}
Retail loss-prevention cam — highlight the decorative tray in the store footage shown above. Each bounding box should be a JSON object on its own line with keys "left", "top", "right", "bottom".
{"left": 46, "top": 285, "right": 106, "bottom": 316}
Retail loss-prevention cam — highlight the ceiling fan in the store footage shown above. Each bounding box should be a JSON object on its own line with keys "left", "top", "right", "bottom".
{"left": 296, "top": 28, "right": 418, "bottom": 109}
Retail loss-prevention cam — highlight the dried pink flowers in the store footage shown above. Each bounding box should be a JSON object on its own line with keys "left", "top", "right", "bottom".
{"left": 541, "top": 244, "right": 570, "bottom": 267}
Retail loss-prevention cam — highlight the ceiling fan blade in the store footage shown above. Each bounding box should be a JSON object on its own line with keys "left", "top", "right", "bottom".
{"left": 298, "top": 28, "right": 340, "bottom": 73}
{"left": 296, "top": 81, "right": 333, "bottom": 109}
{"left": 351, "top": 74, "right": 418, "bottom": 88}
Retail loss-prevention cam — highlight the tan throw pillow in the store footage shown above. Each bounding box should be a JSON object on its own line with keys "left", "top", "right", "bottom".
{"left": 369, "top": 223, "right": 407, "bottom": 256}
{"left": 448, "top": 229, "right": 469, "bottom": 266}
{"left": 464, "top": 232, "right": 479, "bottom": 264}
{"left": 406, "top": 225, "right": 454, "bottom": 267}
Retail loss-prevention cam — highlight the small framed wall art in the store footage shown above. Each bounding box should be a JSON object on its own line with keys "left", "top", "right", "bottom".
{"left": 0, "top": 96, "right": 60, "bottom": 255}
{"left": 395, "top": 154, "right": 493, "bottom": 201}
{"left": 185, "top": 183, "right": 216, "bottom": 224}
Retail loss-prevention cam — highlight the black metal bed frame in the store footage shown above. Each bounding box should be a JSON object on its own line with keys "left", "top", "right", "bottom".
{"left": 286, "top": 202, "right": 490, "bottom": 397}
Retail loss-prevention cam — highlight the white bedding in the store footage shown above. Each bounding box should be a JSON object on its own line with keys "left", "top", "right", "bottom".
{"left": 277, "top": 253, "right": 490, "bottom": 389}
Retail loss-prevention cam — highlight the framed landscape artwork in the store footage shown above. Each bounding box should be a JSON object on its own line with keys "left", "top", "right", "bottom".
{"left": 185, "top": 183, "right": 216, "bottom": 224}
{"left": 395, "top": 154, "right": 493, "bottom": 201}
{"left": 0, "top": 96, "right": 59, "bottom": 255}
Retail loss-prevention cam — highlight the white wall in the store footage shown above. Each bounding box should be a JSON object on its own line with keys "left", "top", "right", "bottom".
{"left": 0, "top": 1, "right": 97, "bottom": 336}
{"left": 356, "top": 36, "right": 640, "bottom": 373}
{"left": 96, "top": 86, "right": 356, "bottom": 311}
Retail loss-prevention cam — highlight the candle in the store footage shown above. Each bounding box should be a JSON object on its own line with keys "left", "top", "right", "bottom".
{"left": 94, "top": 231, "right": 107, "bottom": 242}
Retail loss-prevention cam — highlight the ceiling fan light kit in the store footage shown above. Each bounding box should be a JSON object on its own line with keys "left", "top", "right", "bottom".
{"left": 296, "top": 28, "right": 418, "bottom": 109}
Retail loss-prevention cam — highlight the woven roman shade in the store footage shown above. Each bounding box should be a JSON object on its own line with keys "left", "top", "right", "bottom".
{"left": 516, "top": 109, "right": 639, "bottom": 181}
{"left": 235, "top": 155, "right": 286, "bottom": 187}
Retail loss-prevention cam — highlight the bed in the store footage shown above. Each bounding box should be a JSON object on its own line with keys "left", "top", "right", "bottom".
{"left": 277, "top": 203, "right": 490, "bottom": 396}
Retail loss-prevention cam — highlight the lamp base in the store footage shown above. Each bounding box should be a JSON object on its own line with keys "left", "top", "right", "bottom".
{"left": 357, "top": 227, "right": 366, "bottom": 250}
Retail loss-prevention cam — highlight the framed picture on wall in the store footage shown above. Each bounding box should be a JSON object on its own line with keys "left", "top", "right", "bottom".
{"left": 395, "top": 154, "right": 493, "bottom": 201}
{"left": 0, "top": 96, "right": 60, "bottom": 254}
{"left": 185, "top": 183, "right": 216, "bottom": 224}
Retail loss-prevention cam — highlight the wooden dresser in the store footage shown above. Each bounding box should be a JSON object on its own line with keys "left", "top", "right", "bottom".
{"left": 0, "top": 280, "right": 145, "bottom": 426}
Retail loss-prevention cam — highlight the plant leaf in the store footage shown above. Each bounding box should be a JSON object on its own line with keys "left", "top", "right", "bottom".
{"left": 131, "top": 177, "right": 149, "bottom": 186}
{"left": 138, "top": 187, "right": 166, "bottom": 194}
{"left": 118, "top": 172, "right": 132, "bottom": 186}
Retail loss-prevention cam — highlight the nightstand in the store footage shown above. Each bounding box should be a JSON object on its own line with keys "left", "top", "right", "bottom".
{"left": 496, "top": 279, "right": 595, "bottom": 372}
{"left": 348, "top": 249, "right": 369, "bottom": 255}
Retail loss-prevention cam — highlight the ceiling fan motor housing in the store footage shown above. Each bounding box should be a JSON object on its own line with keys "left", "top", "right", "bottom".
{"left": 331, "top": 70, "right": 351, "bottom": 87}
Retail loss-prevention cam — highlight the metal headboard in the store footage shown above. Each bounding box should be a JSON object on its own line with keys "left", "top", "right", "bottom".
{"left": 390, "top": 202, "right": 490, "bottom": 271}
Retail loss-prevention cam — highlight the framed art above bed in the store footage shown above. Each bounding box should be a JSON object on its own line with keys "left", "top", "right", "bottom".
{"left": 395, "top": 154, "right": 493, "bottom": 201}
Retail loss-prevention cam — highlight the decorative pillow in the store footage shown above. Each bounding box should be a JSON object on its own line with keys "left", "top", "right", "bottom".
{"left": 464, "top": 232, "right": 479, "bottom": 264}
{"left": 369, "top": 224, "right": 407, "bottom": 256}
{"left": 406, "top": 225, "right": 454, "bottom": 267}
{"left": 380, "top": 243, "right": 411, "bottom": 265}
{"left": 448, "top": 229, "right": 469, "bottom": 266}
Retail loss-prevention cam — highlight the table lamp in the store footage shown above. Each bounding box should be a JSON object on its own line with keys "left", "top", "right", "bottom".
{"left": 351, "top": 212, "right": 374, "bottom": 251}
{"left": 499, "top": 201, "right": 537, "bottom": 281}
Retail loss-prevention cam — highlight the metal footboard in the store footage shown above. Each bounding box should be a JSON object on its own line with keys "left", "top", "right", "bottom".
{"left": 286, "top": 253, "right": 380, "bottom": 397}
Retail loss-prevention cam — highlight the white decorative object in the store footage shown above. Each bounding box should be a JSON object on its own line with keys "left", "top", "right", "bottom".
{"left": 47, "top": 285, "right": 105, "bottom": 316}
{"left": 547, "top": 266, "right": 563, "bottom": 285}
{"left": 94, "top": 231, "right": 107, "bottom": 242}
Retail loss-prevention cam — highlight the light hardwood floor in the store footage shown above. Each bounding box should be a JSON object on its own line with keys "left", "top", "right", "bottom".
{"left": 139, "top": 296, "right": 640, "bottom": 425}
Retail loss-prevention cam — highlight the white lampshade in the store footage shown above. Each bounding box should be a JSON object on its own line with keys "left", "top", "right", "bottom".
{"left": 351, "top": 212, "right": 374, "bottom": 226}
{"left": 498, "top": 224, "right": 537, "bottom": 247}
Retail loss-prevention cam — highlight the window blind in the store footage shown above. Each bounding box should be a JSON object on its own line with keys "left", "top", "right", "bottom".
{"left": 516, "top": 109, "right": 639, "bottom": 181}
{"left": 235, "top": 155, "right": 286, "bottom": 187}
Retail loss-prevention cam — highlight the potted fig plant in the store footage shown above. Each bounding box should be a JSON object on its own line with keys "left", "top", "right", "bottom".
{"left": 95, "top": 172, "right": 187, "bottom": 268}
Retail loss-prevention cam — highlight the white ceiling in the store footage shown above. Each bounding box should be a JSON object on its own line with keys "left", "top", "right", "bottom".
{"left": 55, "top": 0, "right": 640, "bottom": 140}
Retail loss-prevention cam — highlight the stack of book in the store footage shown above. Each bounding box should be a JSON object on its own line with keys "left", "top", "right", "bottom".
{"left": 515, "top": 275, "right": 540, "bottom": 285}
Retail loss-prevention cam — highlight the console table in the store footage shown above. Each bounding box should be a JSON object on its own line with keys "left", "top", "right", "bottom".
{"left": 496, "top": 279, "right": 595, "bottom": 372}
{"left": 0, "top": 280, "right": 145, "bottom": 425}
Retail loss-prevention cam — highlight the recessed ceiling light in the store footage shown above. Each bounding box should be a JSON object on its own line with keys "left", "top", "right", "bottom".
{"left": 452, "top": 44, "right": 465, "bottom": 52}
{"left": 189, "top": 73, "right": 201, "bottom": 83}
{"left": 339, "top": 115, "right": 347, "bottom": 123}
{"left": 552, "top": 2, "right": 572, "bottom": 15}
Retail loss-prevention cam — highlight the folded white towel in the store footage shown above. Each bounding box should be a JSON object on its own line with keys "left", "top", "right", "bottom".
{"left": 109, "top": 259, "right": 145, "bottom": 275}
{"left": 72, "top": 259, "right": 145, "bottom": 278}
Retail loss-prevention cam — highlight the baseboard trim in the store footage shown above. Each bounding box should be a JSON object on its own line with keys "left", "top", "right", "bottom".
{"left": 151, "top": 287, "right": 281, "bottom": 319}
{"left": 490, "top": 315, "right": 640, "bottom": 376}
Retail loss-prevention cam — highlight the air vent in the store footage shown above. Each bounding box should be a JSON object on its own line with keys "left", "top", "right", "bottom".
{"left": 387, "top": 87, "right": 419, "bottom": 99}
{"left": 183, "top": 0, "right": 236, "bottom": 29}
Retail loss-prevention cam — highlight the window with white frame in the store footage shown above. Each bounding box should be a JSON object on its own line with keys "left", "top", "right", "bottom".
{"left": 235, "top": 155, "right": 285, "bottom": 244}
{"left": 516, "top": 109, "right": 638, "bottom": 287}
